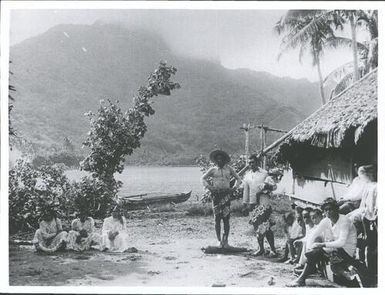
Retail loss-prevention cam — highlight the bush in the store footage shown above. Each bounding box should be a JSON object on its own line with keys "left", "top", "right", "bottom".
{"left": 69, "top": 176, "right": 118, "bottom": 219}
{"left": 9, "top": 160, "right": 73, "bottom": 233}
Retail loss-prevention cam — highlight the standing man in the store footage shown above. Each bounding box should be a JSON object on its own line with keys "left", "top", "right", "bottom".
{"left": 243, "top": 154, "right": 278, "bottom": 257}
{"left": 201, "top": 150, "right": 242, "bottom": 248}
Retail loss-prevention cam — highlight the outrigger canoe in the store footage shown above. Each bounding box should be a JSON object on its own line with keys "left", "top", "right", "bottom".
{"left": 119, "top": 191, "right": 192, "bottom": 210}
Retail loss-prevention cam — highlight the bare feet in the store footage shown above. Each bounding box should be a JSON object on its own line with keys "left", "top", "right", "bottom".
{"left": 286, "top": 279, "right": 305, "bottom": 287}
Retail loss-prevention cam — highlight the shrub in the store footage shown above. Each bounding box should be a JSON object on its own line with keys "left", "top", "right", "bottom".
{"left": 69, "top": 176, "right": 119, "bottom": 219}
{"left": 9, "top": 160, "right": 73, "bottom": 233}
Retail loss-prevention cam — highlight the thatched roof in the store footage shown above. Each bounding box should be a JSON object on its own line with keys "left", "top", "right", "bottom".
{"left": 282, "top": 69, "right": 377, "bottom": 149}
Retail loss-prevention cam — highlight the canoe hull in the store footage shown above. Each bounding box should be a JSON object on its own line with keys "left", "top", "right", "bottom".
{"left": 119, "top": 191, "right": 192, "bottom": 210}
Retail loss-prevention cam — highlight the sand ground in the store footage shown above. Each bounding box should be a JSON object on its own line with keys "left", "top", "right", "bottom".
{"left": 9, "top": 213, "right": 337, "bottom": 288}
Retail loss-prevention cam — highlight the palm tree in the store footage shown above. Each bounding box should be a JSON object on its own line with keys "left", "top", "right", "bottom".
{"left": 357, "top": 10, "right": 378, "bottom": 72}
{"left": 275, "top": 10, "right": 335, "bottom": 105}
{"left": 322, "top": 10, "right": 378, "bottom": 95}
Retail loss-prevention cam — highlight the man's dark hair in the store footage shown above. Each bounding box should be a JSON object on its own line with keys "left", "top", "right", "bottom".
{"left": 311, "top": 208, "right": 323, "bottom": 216}
{"left": 321, "top": 197, "right": 339, "bottom": 212}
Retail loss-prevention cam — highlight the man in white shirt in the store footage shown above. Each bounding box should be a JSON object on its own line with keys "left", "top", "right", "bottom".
{"left": 287, "top": 198, "right": 365, "bottom": 287}
{"left": 294, "top": 208, "right": 323, "bottom": 271}
{"left": 243, "top": 154, "right": 278, "bottom": 257}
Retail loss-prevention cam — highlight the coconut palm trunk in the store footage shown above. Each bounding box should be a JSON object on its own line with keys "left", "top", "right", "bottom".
{"left": 349, "top": 14, "right": 360, "bottom": 81}
{"left": 315, "top": 53, "right": 326, "bottom": 105}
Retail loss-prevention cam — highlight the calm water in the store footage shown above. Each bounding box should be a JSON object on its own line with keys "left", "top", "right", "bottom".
{"left": 65, "top": 166, "right": 205, "bottom": 202}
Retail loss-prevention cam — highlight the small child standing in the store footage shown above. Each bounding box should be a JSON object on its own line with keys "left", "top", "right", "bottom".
{"left": 201, "top": 150, "right": 242, "bottom": 248}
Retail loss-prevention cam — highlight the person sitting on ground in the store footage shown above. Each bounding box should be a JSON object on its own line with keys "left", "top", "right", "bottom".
{"left": 278, "top": 212, "right": 294, "bottom": 263}
{"left": 293, "top": 208, "right": 323, "bottom": 272}
{"left": 101, "top": 205, "right": 130, "bottom": 252}
{"left": 32, "top": 208, "right": 68, "bottom": 253}
{"left": 244, "top": 154, "right": 279, "bottom": 257}
{"left": 201, "top": 149, "right": 242, "bottom": 248}
{"left": 338, "top": 165, "right": 372, "bottom": 215}
{"left": 347, "top": 165, "right": 377, "bottom": 282}
{"left": 67, "top": 210, "right": 102, "bottom": 251}
{"left": 287, "top": 198, "right": 366, "bottom": 287}
{"left": 278, "top": 207, "right": 305, "bottom": 263}
{"left": 278, "top": 206, "right": 305, "bottom": 264}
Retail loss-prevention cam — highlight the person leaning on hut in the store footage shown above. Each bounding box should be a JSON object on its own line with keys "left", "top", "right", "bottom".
{"left": 338, "top": 165, "right": 374, "bottom": 214}
{"left": 67, "top": 210, "right": 102, "bottom": 252}
{"left": 32, "top": 207, "right": 68, "bottom": 253}
{"left": 347, "top": 165, "right": 377, "bottom": 281}
{"left": 101, "top": 205, "right": 130, "bottom": 252}
{"left": 287, "top": 198, "right": 366, "bottom": 287}
{"left": 201, "top": 149, "right": 242, "bottom": 248}
{"left": 243, "top": 154, "right": 278, "bottom": 257}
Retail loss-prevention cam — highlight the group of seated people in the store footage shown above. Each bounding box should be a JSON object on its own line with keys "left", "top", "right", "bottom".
{"left": 32, "top": 205, "right": 131, "bottom": 253}
{"left": 282, "top": 164, "right": 377, "bottom": 287}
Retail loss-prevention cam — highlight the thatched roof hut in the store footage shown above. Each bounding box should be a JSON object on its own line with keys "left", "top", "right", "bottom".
{"left": 276, "top": 69, "right": 377, "bottom": 185}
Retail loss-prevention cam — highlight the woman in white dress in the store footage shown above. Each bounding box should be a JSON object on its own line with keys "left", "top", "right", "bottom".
{"left": 32, "top": 208, "right": 68, "bottom": 253}
{"left": 101, "top": 206, "right": 130, "bottom": 252}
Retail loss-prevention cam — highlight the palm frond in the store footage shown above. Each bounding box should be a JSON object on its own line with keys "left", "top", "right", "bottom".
{"left": 324, "top": 36, "right": 368, "bottom": 53}
{"left": 334, "top": 72, "right": 354, "bottom": 96}
{"left": 323, "top": 61, "right": 354, "bottom": 84}
{"left": 357, "top": 10, "right": 378, "bottom": 39}
{"left": 283, "top": 11, "right": 333, "bottom": 50}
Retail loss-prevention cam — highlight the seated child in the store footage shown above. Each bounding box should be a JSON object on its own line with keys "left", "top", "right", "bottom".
{"left": 278, "top": 207, "right": 305, "bottom": 263}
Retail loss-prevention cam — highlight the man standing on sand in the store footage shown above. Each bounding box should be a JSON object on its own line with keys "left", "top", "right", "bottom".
{"left": 201, "top": 150, "right": 242, "bottom": 248}
{"left": 243, "top": 154, "right": 278, "bottom": 257}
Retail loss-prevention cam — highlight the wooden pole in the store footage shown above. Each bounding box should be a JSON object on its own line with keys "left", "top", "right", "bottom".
{"left": 245, "top": 123, "right": 250, "bottom": 164}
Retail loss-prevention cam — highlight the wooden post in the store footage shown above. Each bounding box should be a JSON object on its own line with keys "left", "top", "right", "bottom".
{"left": 245, "top": 123, "right": 250, "bottom": 164}
{"left": 260, "top": 124, "right": 266, "bottom": 169}
{"left": 241, "top": 123, "right": 255, "bottom": 165}
{"left": 256, "top": 124, "right": 288, "bottom": 169}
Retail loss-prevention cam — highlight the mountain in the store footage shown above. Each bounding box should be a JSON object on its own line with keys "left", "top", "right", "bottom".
{"left": 10, "top": 22, "right": 321, "bottom": 165}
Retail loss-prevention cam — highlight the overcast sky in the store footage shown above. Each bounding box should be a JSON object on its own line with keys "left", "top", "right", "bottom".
{"left": 10, "top": 9, "right": 363, "bottom": 82}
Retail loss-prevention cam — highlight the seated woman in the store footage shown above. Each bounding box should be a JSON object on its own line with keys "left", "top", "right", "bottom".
{"left": 32, "top": 208, "right": 68, "bottom": 253}
{"left": 67, "top": 211, "right": 102, "bottom": 251}
{"left": 287, "top": 198, "right": 366, "bottom": 287}
{"left": 101, "top": 206, "right": 130, "bottom": 252}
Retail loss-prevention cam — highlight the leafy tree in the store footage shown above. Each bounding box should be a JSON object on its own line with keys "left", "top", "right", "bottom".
{"left": 69, "top": 176, "right": 117, "bottom": 219}
{"left": 9, "top": 61, "right": 16, "bottom": 138}
{"left": 81, "top": 61, "right": 180, "bottom": 203}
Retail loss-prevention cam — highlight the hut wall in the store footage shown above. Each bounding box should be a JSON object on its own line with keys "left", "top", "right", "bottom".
{"left": 276, "top": 169, "right": 349, "bottom": 204}
{"left": 290, "top": 148, "right": 354, "bottom": 184}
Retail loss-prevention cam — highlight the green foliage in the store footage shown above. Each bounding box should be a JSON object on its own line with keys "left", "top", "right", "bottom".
{"left": 81, "top": 62, "right": 180, "bottom": 201}
{"left": 9, "top": 61, "right": 16, "bottom": 138}
{"left": 9, "top": 160, "right": 73, "bottom": 233}
{"left": 70, "top": 176, "right": 119, "bottom": 219}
